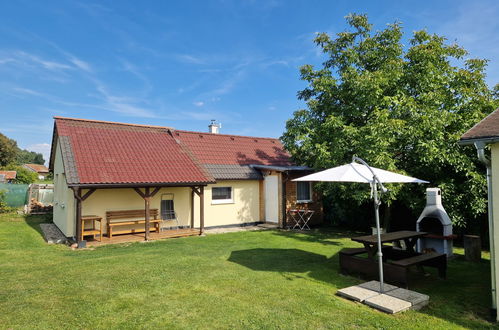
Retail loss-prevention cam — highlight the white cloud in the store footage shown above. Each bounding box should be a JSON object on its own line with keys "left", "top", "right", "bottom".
{"left": 69, "top": 56, "right": 92, "bottom": 72}
{"left": 25, "top": 143, "right": 51, "bottom": 166}
{"left": 193, "top": 101, "right": 204, "bottom": 107}
{"left": 176, "top": 54, "right": 205, "bottom": 64}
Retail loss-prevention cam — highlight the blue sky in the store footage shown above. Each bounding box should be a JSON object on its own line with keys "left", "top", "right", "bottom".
{"left": 1, "top": 0, "right": 498, "bottom": 164}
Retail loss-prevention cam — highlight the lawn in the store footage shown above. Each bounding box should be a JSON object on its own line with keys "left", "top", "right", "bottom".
{"left": 0, "top": 212, "right": 495, "bottom": 329}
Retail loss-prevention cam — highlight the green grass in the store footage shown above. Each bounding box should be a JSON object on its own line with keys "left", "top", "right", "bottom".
{"left": 0, "top": 212, "right": 496, "bottom": 329}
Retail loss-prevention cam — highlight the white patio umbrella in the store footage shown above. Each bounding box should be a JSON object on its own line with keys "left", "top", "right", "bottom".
{"left": 293, "top": 156, "right": 428, "bottom": 293}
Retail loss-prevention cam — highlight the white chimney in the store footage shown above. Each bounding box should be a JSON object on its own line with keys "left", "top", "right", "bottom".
{"left": 208, "top": 119, "right": 221, "bottom": 134}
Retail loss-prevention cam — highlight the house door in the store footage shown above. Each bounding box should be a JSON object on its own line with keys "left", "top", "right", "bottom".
{"left": 264, "top": 175, "right": 279, "bottom": 223}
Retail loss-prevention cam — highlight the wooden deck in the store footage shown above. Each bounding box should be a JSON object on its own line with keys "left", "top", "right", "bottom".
{"left": 85, "top": 228, "right": 200, "bottom": 247}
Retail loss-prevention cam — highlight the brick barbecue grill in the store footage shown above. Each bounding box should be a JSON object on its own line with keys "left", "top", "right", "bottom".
{"left": 416, "top": 188, "right": 454, "bottom": 258}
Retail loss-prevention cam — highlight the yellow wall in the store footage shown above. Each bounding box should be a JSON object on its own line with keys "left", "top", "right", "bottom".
{"left": 82, "top": 187, "right": 192, "bottom": 233}
{"left": 489, "top": 144, "right": 499, "bottom": 315}
{"left": 52, "top": 140, "right": 75, "bottom": 237}
{"left": 82, "top": 180, "right": 260, "bottom": 232}
{"left": 193, "top": 180, "right": 260, "bottom": 227}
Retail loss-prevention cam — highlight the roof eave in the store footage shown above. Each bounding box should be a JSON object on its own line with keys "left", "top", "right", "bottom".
{"left": 68, "top": 181, "right": 216, "bottom": 189}
{"left": 458, "top": 136, "right": 499, "bottom": 146}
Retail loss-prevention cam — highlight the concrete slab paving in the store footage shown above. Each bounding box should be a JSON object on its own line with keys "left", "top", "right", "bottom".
{"left": 358, "top": 280, "right": 398, "bottom": 293}
{"left": 364, "top": 294, "right": 412, "bottom": 314}
{"left": 387, "top": 288, "right": 429, "bottom": 310}
{"left": 336, "top": 286, "right": 380, "bottom": 302}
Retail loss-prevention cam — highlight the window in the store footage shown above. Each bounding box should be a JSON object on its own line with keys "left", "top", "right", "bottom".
{"left": 297, "top": 182, "right": 312, "bottom": 203}
{"left": 212, "top": 187, "right": 233, "bottom": 204}
{"left": 161, "top": 199, "right": 175, "bottom": 220}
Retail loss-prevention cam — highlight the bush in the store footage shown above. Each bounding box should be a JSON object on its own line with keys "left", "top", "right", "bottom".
{"left": 0, "top": 190, "right": 14, "bottom": 214}
{"left": 1, "top": 165, "right": 37, "bottom": 184}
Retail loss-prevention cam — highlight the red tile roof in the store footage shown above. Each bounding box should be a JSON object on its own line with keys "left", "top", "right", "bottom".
{"left": 173, "top": 130, "right": 293, "bottom": 166}
{"left": 24, "top": 164, "right": 49, "bottom": 173}
{"left": 461, "top": 108, "right": 499, "bottom": 142}
{"left": 53, "top": 117, "right": 214, "bottom": 185}
{"left": 0, "top": 171, "right": 16, "bottom": 180}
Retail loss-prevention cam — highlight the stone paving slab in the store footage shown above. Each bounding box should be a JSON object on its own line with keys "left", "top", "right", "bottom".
{"left": 358, "top": 280, "right": 398, "bottom": 293}
{"left": 337, "top": 281, "right": 430, "bottom": 314}
{"left": 40, "top": 223, "right": 68, "bottom": 244}
{"left": 387, "top": 288, "right": 429, "bottom": 310}
{"left": 336, "top": 286, "right": 380, "bottom": 302}
{"left": 364, "top": 294, "right": 412, "bottom": 314}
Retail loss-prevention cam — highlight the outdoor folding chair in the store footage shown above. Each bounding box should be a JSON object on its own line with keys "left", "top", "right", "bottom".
{"left": 161, "top": 194, "right": 180, "bottom": 230}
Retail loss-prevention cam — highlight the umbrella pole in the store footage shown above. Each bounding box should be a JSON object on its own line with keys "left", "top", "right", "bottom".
{"left": 373, "top": 182, "right": 385, "bottom": 294}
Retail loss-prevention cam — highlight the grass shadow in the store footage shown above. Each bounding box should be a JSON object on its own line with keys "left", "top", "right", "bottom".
{"left": 227, "top": 248, "right": 355, "bottom": 288}
{"left": 270, "top": 226, "right": 365, "bottom": 246}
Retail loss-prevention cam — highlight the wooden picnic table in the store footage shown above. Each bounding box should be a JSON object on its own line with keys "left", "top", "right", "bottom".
{"left": 351, "top": 230, "right": 427, "bottom": 259}
{"left": 340, "top": 230, "right": 446, "bottom": 287}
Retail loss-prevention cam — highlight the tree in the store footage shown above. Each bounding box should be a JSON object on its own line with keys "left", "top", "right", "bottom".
{"left": 282, "top": 14, "right": 498, "bottom": 229}
{"left": 1, "top": 165, "right": 37, "bottom": 184}
{"left": 16, "top": 149, "right": 45, "bottom": 165}
{"left": 0, "top": 133, "right": 18, "bottom": 167}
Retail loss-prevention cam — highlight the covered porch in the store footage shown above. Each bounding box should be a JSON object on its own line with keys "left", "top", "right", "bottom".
{"left": 71, "top": 183, "right": 207, "bottom": 247}
{"left": 85, "top": 228, "right": 200, "bottom": 247}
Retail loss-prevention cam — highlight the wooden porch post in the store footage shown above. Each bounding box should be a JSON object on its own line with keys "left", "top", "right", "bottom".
{"left": 72, "top": 187, "right": 96, "bottom": 244}
{"left": 134, "top": 187, "right": 161, "bottom": 241}
{"left": 74, "top": 187, "right": 82, "bottom": 243}
{"left": 145, "top": 187, "right": 151, "bottom": 241}
{"left": 190, "top": 188, "right": 195, "bottom": 229}
{"left": 199, "top": 186, "right": 204, "bottom": 235}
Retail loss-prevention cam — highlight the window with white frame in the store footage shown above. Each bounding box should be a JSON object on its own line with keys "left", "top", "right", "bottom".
{"left": 212, "top": 187, "right": 233, "bottom": 204}
{"left": 296, "top": 181, "right": 312, "bottom": 203}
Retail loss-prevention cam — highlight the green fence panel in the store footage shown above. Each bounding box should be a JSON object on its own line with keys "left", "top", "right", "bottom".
{"left": 0, "top": 184, "right": 29, "bottom": 207}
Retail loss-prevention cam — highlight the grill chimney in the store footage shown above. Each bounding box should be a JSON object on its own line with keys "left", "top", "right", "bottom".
{"left": 208, "top": 119, "right": 221, "bottom": 134}
{"left": 416, "top": 188, "right": 453, "bottom": 257}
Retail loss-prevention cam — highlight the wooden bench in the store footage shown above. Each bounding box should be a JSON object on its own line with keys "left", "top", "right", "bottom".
{"left": 390, "top": 252, "right": 447, "bottom": 280}
{"left": 106, "top": 209, "right": 162, "bottom": 238}
{"left": 339, "top": 246, "right": 393, "bottom": 275}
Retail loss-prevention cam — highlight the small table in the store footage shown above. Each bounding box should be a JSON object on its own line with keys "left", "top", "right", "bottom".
{"left": 81, "top": 215, "right": 103, "bottom": 242}
{"left": 287, "top": 209, "right": 314, "bottom": 230}
{"left": 351, "top": 231, "right": 428, "bottom": 259}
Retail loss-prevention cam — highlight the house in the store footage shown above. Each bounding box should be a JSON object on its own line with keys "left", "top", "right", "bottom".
{"left": 49, "top": 117, "right": 323, "bottom": 243}
{"left": 23, "top": 164, "right": 50, "bottom": 180}
{"left": 0, "top": 171, "right": 17, "bottom": 183}
{"left": 459, "top": 107, "right": 499, "bottom": 321}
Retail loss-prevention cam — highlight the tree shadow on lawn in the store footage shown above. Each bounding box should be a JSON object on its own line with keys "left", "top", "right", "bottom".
{"left": 24, "top": 213, "right": 52, "bottom": 237}
{"left": 270, "top": 227, "right": 365, "bottom": 246}
{"left": 228, "top": 248, "right": 496, "bottom": 328}
{"left": 227, "top": 248, "right": 354, "bottom": 287}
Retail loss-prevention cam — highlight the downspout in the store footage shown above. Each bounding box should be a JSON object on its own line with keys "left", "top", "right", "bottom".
{"left": 475, "top": 141, "right": 497, "bottom": 313}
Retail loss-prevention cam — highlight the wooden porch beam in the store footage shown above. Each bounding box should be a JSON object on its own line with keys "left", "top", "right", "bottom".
{"left": 192, "top": 186, "right": 201, "bottom": 196}
{"left": 80, "top": 188, "right": 96, "bottom": 201}
{"left": 133, "top": 187, "right": 146, "bottom": 199}
{"left": 149, "top": 186, "right": 161, "bottom": 198}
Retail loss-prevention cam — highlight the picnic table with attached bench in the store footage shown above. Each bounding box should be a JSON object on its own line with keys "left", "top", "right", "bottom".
{"left": 106, "top": 209, "right": 162, "bottom": 238}
{"left": 340, "top": 230, "right": 447, "bottom": 287}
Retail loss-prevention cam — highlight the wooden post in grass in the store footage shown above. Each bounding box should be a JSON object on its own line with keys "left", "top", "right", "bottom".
{"left": 464, "top": 235, "right": 481, "bottom": 262}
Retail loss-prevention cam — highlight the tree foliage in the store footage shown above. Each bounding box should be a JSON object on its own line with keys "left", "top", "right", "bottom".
{"left": 2, "top": 165, "right": 38, "bottom": 184}
{"left": 282, "top": 14, "right": 498, "bottom": 228}
{"left": 16, "top": 149, "right": 45, "bottom": 165}
{"left": 0, "top": 132, "right": 45, "bottom": 167}
{"left": 0, "top": 133, "right": 18, "bottom": 167}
